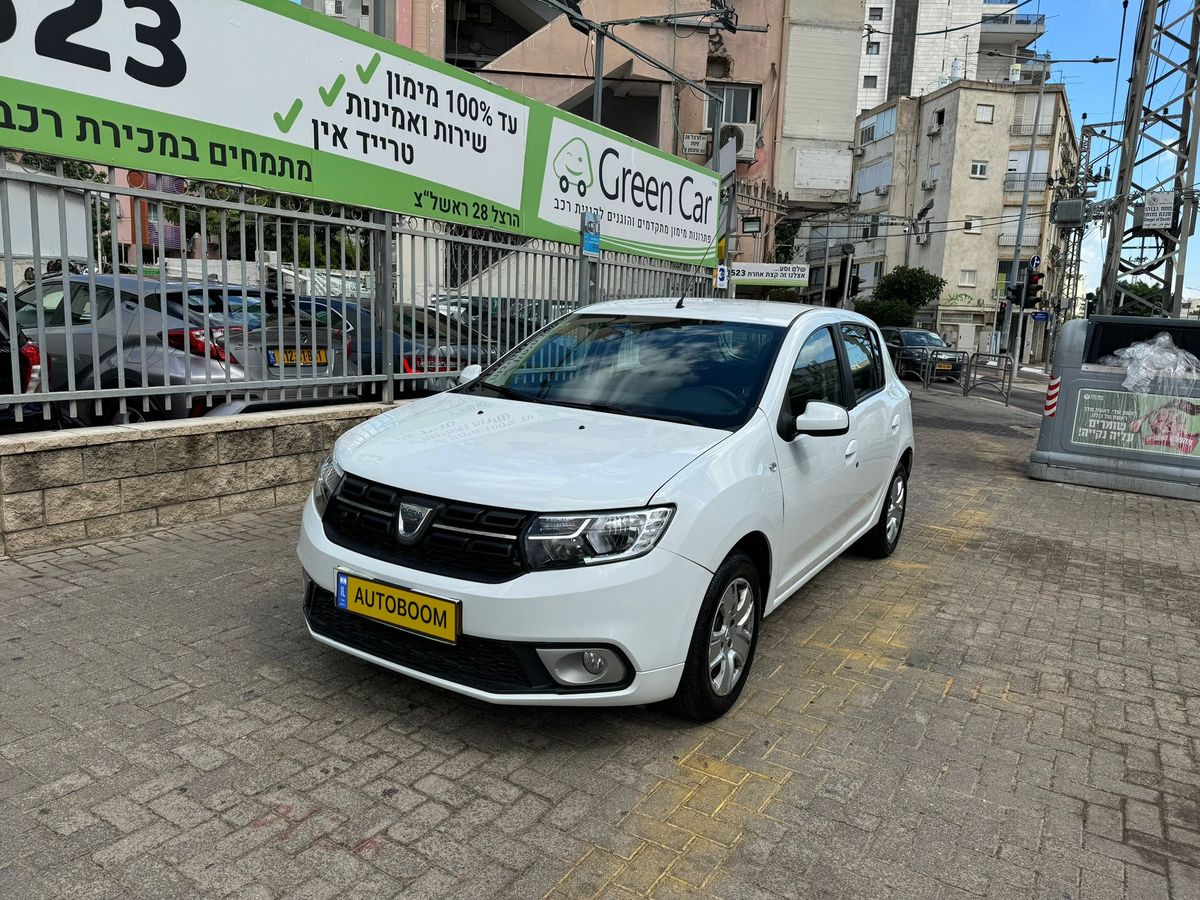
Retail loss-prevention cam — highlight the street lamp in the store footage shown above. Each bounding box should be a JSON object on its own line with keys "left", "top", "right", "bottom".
{"left": 984, "top": 51, "right": 1115, "bottom": 360}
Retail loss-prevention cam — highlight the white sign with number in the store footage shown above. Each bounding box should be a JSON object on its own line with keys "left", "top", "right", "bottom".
{"left": 683, "top": 133, "right": 710, "bottom": 155}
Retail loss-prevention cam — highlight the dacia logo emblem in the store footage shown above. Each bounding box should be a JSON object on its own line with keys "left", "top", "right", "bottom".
{"left": 396, "top": 500, "right": 435, "bottom": 544}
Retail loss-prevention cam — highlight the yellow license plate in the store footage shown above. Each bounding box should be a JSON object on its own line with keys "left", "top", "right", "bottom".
{"left": 936, "top": 363, "right": 952, "bottom": 371}
{"left": 270, "top": 348, "right": 328, "bottom": 366}
{"left": 335, "top": 572, "right": 459, "bottom": 644}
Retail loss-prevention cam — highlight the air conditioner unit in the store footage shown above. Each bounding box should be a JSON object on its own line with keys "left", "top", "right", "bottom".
{"left": 719, "top": 122, "right": 758, "bottom": 162}
{"left": 927, "top": 122, "right": 943, "bottom": 137}
{"left": 921, "top": 178, "right": 938, "bottom": 190}
{"left": 852, "top": 147, "right": 866, "bottom": 158}
{"left": 915, "top": 233, "right": 930, "bottom": 245}
{"left": 875, "top": 184, "right": 891, "bottom": 197}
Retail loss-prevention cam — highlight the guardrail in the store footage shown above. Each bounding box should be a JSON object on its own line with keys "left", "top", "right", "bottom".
{"left": 1, "top": 151, "right": 716, "bottom": 432}
{"left": 963, "top": 353, "right": 1015, "bottom": 405}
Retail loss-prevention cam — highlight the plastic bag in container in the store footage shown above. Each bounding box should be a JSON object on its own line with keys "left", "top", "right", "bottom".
{"left": 1096, "top": 353, "right": 1126, "bottom": 368}
{"left": 1116, "top": 332, "right": 1200, "bottom": 396}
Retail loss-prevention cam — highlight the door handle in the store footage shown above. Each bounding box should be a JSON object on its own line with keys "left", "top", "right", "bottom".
{"left": 891, "top": 414, "right": 902, "bottom": 431}
{"left": 845, "top": 440, "right": 858, "bottom": 458}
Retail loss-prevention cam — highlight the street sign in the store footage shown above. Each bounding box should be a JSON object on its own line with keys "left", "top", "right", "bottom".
{"left": 1143, "top": 191, "right": 1176, "bottom": 230}
{"left": 581, "top": 211, "right": 601, "bottom": 259}
{"left": 730, "top": 263, "right": 809, "bottom": 287}
{"left": 716, "top": 265, "right": 730, "bottom": 290}
{"left": 1032, "top": 311, "right": 1050, "bottom": 322}
{"left": 683, "top": 133, "right": 711, "bottom": 155}
{"left": 1030, "top": 255, "right": 1042, "bottom": 271}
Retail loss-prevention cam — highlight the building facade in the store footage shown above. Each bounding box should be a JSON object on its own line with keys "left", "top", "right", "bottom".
{"left": 857, "top": 0, "right": 1046, "bottom": 113}
{"left": 822, "top": 79, "right": 1077, "bottom": 362}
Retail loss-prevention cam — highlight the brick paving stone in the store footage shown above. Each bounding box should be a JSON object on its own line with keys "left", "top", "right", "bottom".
{"left": 2, "top": 392, "right": 1200, "bottom": 898}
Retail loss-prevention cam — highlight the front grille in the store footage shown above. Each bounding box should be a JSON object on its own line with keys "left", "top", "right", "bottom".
{"left": 305, "top": 584, "right": 546, "bottom": 693}
{"left": 323, "top": 474, "right": 531, "bottom": 583}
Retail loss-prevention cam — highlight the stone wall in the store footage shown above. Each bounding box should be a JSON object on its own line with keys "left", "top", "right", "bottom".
{"left": 0, "top": 403, "right": 394, "bottom": 556}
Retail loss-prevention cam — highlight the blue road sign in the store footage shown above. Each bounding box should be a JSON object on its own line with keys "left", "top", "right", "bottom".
{"left": 1030, "top": 255, "right": 1042, "bottom": 271}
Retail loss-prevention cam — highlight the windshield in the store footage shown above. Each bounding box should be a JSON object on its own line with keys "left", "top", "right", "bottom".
{"left": 464, "top": 314, "right": 786, "bottom": 429}
{"left": 904, "top": 331, "right": 947, "bottom": 347}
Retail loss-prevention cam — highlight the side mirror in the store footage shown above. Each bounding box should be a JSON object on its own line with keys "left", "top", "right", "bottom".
{"left": 780, "top": 401, "right": 850, "bottom": 441}
{"left": 458, "top": 363, "right": 483, "bottom": 385}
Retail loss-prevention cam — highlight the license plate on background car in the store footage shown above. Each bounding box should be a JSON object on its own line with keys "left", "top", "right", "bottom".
{"left": 268, "top": 348, "right": 328, "bottom": 366}
{"left": 937, "top": 363, "right": 952, "bottom": 371}
{"left": 335, "top": 572, "right": 459, "bottom": 644}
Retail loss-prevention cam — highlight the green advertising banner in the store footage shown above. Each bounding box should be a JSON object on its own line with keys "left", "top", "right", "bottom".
{"left": 0, "top": 0, "right": 719, "bottom": 266}
{"left": 1072, "top": 389, "right": 1200, "bottom": 459}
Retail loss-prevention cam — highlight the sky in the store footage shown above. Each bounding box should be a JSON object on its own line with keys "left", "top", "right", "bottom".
{"left": 1030, "top": 0, "right": 1198, "bottom": 299}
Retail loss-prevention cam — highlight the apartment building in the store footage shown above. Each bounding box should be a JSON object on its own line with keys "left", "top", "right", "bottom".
{"left": 857, "top": 0, "right": 1046, "bottom": 112}
{"left": 821, "top": 79, "right": 1077, "bottom": 362}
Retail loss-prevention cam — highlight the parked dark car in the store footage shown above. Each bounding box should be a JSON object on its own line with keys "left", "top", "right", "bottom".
{"left": 880, "top": 327, "right": 964, "bottom": 379}
{"left": 299, "top": 297, "right": 497, "bottom": 392}
{"left": 0, "top": 300, "right": 58, "bottom": 431}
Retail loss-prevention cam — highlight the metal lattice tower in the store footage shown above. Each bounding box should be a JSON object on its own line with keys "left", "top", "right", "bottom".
{"left": 1100, "top": 0, "right": 1200, "bottom": 316}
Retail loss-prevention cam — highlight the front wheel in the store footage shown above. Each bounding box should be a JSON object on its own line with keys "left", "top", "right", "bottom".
{"left": 857, "top": 464, "right": 908, "bottom": 559}
{"left": 672, "top": 551, "right": 761, "bottom": 722}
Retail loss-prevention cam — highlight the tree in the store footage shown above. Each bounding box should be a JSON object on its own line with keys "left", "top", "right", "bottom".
{"left": 1114, "top": 280, "right": 1163, "bottom": 317}
{"left": 773, "top": 219, "right": 801, "bottom": 264}
{"left": 853, "top": 296, "right": 919, "bottom": 328}
{"left": 872, "top": 265, "right": 947, "bottom": 310}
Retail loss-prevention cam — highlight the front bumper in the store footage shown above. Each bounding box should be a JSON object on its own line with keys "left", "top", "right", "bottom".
{"left": 296, "top": 496, "right": 712, "bottom": 706}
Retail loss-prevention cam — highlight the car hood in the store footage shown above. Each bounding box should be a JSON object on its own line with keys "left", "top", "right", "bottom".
{"left": 334, "top": 392, "right": 728, "bottom": 511}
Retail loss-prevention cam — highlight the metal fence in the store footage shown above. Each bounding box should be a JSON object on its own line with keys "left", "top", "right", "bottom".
{"left": 1, "top": 151, "right": 717, "bottom": 429}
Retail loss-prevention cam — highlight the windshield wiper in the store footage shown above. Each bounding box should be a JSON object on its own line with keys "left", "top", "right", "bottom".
{"left": 471, "top": 381, "right": 545, "bottom": 404}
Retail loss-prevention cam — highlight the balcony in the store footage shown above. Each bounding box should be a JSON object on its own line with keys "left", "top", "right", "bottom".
{"left": 981, "top": 12, "right": 1046, "bottom": 44}
{"left": 1010, "top": 123, "right": 1054, "bottom": 138}
{"left": 1004, "top": 173, "right": 1049, "bottom": 193}
{"left": 997, "top": 232, "right": 1042, "bottom": 248}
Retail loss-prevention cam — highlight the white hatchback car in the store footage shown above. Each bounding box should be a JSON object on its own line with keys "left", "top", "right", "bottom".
{"left": 298, "top": 299, "right": 914, "bottom": 720}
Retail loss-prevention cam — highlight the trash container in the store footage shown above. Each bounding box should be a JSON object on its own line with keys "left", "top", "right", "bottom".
{"left": 1028, "top": 316, "right": 1200, "bottom": 501}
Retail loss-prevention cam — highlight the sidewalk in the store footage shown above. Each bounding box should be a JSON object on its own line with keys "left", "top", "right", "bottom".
{"left": 1, "top": 396, "right": 1198, "bottom": 899}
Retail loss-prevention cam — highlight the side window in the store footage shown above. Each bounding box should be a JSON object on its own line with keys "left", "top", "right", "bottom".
{"left": 67, "top": 285, "right": 115, "bottom": 325}
{"left": 788, "top": 327, "right": 845, "bottom": 413}
{"left": 840, "top": 324, "right": 885, "bottom": 400}
{"left": 15, "top": 285, "right": 67, "bottom": 329}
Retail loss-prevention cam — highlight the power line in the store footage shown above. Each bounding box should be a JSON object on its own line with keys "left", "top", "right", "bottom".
{"left": 864, "top": 0, "right": 1036, "bottom": 38}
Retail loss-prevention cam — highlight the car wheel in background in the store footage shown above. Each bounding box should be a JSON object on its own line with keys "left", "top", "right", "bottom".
{"left": 671, "top": 551, "right": 761, "bottom": 722}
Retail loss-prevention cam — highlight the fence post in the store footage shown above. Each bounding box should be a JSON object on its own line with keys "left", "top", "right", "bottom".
{"left": 380, "top": 213, "right": 396, "bottom": 403}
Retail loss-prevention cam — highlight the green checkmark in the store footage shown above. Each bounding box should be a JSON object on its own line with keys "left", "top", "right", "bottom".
{"left": 357, "top": 53, "right": 382, "bottom": 84}
{"left": 274, "top": 99, "right": 304, "bottom": 134}
{"left": 320, "top": 74, "right": 347, "bottom": 107}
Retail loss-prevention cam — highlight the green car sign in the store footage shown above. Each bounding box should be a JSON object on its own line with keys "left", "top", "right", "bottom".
{"left": 554, "top": 138, "right": 594, "bottom": 197}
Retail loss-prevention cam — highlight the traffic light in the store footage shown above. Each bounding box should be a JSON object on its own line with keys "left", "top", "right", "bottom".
{"left": 1085, "top": 292, "right": 1097, "bottom": 317}
{"left": 1024, "top": 271, "right": 1045, "bottom": 308}
{"left": 1006, "top": 280, "right": 1023, "bottom": 311}
{"left": 849, "top": 274, "right": 864, "bottom": 296}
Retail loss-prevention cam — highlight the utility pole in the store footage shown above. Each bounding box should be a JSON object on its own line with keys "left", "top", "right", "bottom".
{"left": 986, "top": 51, "right": 1115, "bottom": 357}
{"left": 819, "top": 212, "right": 832, "bottom": 305}
{"left": 1004, "top": 54, "right": 1048, "bottom": 361}
{"left": 1100, "top": 0, "right": 1200, "bottom": 317}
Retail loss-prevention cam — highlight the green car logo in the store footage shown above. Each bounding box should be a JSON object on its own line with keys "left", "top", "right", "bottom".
{"left": 553, "top": 138, "right": 594, "bottom": 197}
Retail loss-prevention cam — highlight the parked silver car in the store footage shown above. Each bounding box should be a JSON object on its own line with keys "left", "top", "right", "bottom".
{"left": 11, "top": 276, "right": 359, "bottom": 424}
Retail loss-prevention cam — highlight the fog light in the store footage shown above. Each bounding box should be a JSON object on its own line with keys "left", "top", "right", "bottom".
{"left": 582, "top": 651, "right": 607, "bottom": 676}
{"left": 536, "top": 647, "right": 627, "bottom": 687}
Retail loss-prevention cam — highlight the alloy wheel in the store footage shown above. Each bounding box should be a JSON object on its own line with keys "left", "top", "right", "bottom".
{"left": 708, "top": 577, "right": 755, "bottom": 697}
{"left": 885, "top": 474, "right": 906, "bottom": 546}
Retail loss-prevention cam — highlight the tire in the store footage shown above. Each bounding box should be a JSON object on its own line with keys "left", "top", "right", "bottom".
{"left": 671, "top": 551, "right": 761, "bottom": 722}
{"left": 559, "top": 175, "right": 569, "bottom": 193}
{"left": 857, "top": 464, "right": 908, "bottom": 559}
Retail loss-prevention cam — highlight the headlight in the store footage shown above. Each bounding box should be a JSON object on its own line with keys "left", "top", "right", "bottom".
{"left": 312, "top": 452, "right": 345, "bottom": 518}
{"left": 524, "top": 506, "right": 674, "bottom": 569}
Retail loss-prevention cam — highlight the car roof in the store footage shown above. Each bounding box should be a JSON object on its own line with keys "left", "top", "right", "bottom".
{"left": 48, "top": 275, "right": 267, "bottom": 293}
{"left": 578, "top": 297, "right": 827, "bottom": 327}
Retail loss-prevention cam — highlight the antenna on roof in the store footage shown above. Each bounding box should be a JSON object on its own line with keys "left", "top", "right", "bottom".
{"left": 676, "top": 295, "right": 686, "bottom": 309}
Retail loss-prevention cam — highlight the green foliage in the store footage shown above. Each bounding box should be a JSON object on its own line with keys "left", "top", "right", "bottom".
{"left": 765, "top": 287, "right": 805, "bottom": 302}
{"left": 773, "top": 219, "right": 801, "bottom": 264}
{"left": 853, "top": 297, "right": 917, "bottom": 328}
{"left": 873, "top": 266, "right": 947, "bottom": 310}
{"left": 1114, "top": 280, "right": 1163, "bottom": 317}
